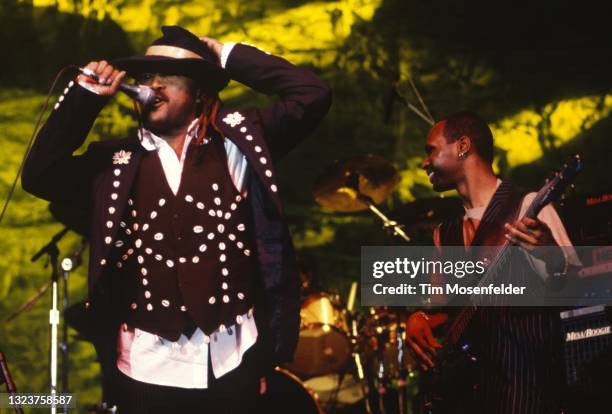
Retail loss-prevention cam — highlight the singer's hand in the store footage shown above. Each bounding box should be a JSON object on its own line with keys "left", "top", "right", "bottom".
{"left": 199, "top": 37, "right": 224, "bottom": 63}
{"left": 77, "top": 60, "right": 126, "bottom": 96}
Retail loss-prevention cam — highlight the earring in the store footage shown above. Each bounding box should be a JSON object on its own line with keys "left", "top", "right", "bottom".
{"left": 458, "top": 152, "right": 467, "bottom": 159}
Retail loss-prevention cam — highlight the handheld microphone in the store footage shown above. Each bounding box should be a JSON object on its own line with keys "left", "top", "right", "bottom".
{"left": 77, "top": 67, "right": 156, "bottom": 107}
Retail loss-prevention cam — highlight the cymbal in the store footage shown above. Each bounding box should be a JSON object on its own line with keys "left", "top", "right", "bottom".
{"left": 49, "top": 203, "right": 89, "bottom": 237}
{"left": 313, "top": 154, "right": 399, "bottom": 212}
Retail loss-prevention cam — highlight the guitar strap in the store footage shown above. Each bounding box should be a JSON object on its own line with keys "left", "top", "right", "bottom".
{"left": 439, "top": 180, "right": 526, "bottom": 248}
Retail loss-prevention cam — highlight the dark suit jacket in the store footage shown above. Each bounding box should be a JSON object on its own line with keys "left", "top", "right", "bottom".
{"left": 22, "top": 43, "right": 332, "bottom": 367}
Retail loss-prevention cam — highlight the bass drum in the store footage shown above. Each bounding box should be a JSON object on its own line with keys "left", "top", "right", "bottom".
{"left": 260, "top": 368, "right": 324, "bottom": 414}
{"left": 284, "top": 293, "right": 352, "bottom": 377}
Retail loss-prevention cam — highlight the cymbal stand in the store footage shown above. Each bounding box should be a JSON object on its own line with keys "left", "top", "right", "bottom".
{"left": 357, "top": 193, "right": 411, "bottom": 242}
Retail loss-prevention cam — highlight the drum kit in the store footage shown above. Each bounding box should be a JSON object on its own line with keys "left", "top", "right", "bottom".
{"left": 265, "top": 154, "right": 457, "bottom": 413}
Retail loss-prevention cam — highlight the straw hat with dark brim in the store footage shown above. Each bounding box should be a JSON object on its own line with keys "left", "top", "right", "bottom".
{"left": 115, "top": 25, "right": 230, "bottom": 94}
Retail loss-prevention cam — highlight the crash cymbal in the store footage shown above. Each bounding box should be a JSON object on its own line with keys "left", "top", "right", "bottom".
{"left": 49, "top": 203, "right": 89, "bottom": 237}
{"left": 313, "top": 154, "right": 399, "bottom": 212}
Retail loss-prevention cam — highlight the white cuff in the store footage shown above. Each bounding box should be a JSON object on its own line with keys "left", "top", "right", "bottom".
{"left": 78, "top": 80, "right": 101, "bottom": 95}
{"left": 220, "top": 42, "right": 237, "bottom": 69}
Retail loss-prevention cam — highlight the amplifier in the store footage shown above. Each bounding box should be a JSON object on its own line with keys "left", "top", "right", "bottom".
{"left": 560, "top": 305, "right": 611, "bottom": 386}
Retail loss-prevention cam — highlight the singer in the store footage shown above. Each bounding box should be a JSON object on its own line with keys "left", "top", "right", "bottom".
{"left": 22, "top": 25, "right": 331, "bottom": 413}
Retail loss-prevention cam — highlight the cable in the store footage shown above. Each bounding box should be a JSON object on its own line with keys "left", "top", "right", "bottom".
{"left": 0, "top": 66, "right": 77, "bottom": 224}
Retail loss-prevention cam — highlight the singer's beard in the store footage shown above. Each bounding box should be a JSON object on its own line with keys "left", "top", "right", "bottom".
{"left": 142, "top": 102, "right": 196, "bottom": 137}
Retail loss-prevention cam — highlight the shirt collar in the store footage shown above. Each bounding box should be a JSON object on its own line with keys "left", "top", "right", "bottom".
{"left": 138, "top": 118, "right": 201, "bottom": 152}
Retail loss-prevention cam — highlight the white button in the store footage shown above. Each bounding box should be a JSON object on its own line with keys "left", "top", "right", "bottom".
{"left": 147, "top": 303, "right": 153, "bottom": 311}
{"left": 111, "top": 193, "right": 118, "bottom": 200}
{"left": 116, "top": 262, "right": 123, "bottom": 268}
{"left": 235, "top": 195, "right": 242, "bottom": 202}
{"left": 133, "top": 223, "right": 139, "bottom": 231}
{"left": 59, "top": 95, "right": 64, "bottom": 102}
{"left": 180, "top": 305, "right": 187, "bottom": 312}
{"left": 154, "top": 233, "right": 163, "bottom": 241}
{"left": 217, "top": 224, "right": 225, "bottom": 233}
{"left": 204, "top": 335, "right": 210, "bottom": 344}
{"left": 155, "top": 254, "right": 163, "bottom": 261}
{"left": 255, "top": 146, "right": 262, "bottom": 153}
{"left": 259, "top": 157, "right": 267, "bottom": 164}
{"left": 54, "top": 102, "right": 60, "bottom": 110}
{"left": 158, "top": 198, "right": 166, "bottom": 206}
{"left": 199, "top": 244, "right": 207, "bottom": 252}
{"left": 142, "top": 223, "right": 149, "bottom": 231}
{"left": 122, "top": 254, "right": 128, "bottom": 261}
{"left": 207, "top": 232, "right": 215, "bottom": 240}
{"left": 161, "top": 300, "right": 170, "bottom": 307}
{"left": 113, "top": 181, "right": 120, "bottom": 188}
{"left": 209, "top": 296, "right": 216, "bottom": 304}
{"left": 68, "top": 81, "right": 74, "bottom": 87}
{"left": 125, "top": 229, "right": 132, "bottom": 235}
{"left": 144, "top": 291, "right": 151, "bottom": 299}
{"left": 222, "top": 268, "right": 229, "bottom": 276}
{"left": 246, "top": 135, "right": 253, "bottom": 141}
{"left": 108, "top": 207, "right": 116, "bottom": 214}
{"left": 218, "top": 242, "right": 226, "bottom": 250}
{"left": 131, "top": 210, "right": 137, "bottom": 217}
{"left": 240, "top": 127, "right": 247, "bottom": 133}
{"left": 238, "top": 292, "right": 245, "bottom": 300}
{"left": 224, "top": 212, "right": 231, "bottom": 220}
{"left": 220, "top": 254, "right": 226, "bottom": 262}
{"left": 216, "top": 210, "right": 222, "bottom": 217}
{"left": 223, "top": 295, "right": 230, "bottom": 303}
{"left": 222, "top": 282, "right": 228, "bottom": 290}
{"left": 212, "top": 183, "right": 219, "bottom": 191}
{"left": 137, "top": 255, "right": 144, "bottom": 264}
{"left": 229, "top": 234, "right": 236, "bottom": 241}
{"left": 230, "top": 203, "right": 237, "bottom": 211}
{"left": 114, "top": 169, "right": 121, "bottom": 176}
{"left": 214, "top": 197, "right": 221, "bottom": 205}
{"left": 244, "top": 249, "right": 251, "bottom": 256}
{"left": 179, "top": 257, "right": 186, "bottom": 263}
{"left": 127, "top": 248, "right": 134, "bottom": 255}
{"left": 185, "top": 195, "right": 194, "bottom": 202}
{"left": 193, "top": 225, "right": 204, "bottom": 233}
{"left": 208, "top": 209, "right": 216, "bottom": 217}
{"left": 265, "top": 170, "right": 272, "bottom": 177}
{"left": 192, "top": 256, "right": 200, "bottom": 263}
{"left": 141, "top": 268, "right": 148, "bottom": 276}
{"left": 131, "top": 303, "right": 137, "bottom": 310}
{"left": 104, "top": 236, "right": 112, "bottom": 244}
{"left": 128, "top": 199, "right": 134, "bottom": 206}
{"left": 236, "top": 315, "right": 243, "bottom": 324}
{"left": 237, "top": 224, "right": 245, "bottom": 231}
{"left": 63, "top": 87, "right": 69, "bottom": 94}
{"left": 237, "top": 242, "right": 244, "bottom": 249}
{"left": 100, "top": 259, "right": 106, "bottom": 265}
{"left": 197, "top": 202, "right": 205, "bottom": 209}
{"left": 106, "top": 221, "right": 113, "bottom": 228}
{"left": 115, "top": 240, "right": 124, "bottom": 247}
{"left": 135, "top": 239, "right": 143, "bottom": 248}
{"left": 166, "top": 259, "right": 174, "bottom": 268}
{"left": 145, "top": 248, "right": 152, "bottom": 254}
{"left": 150, "top": 211, "right": 157, "bottom": 219}
{"left": 271, "top": 184, "right": 278, "bottom": 192}
{"left": 120, "top": 221, "right": 126, "bottom": 227}
{"left": 142, "top": 278, "right": 148, "bottom": 286}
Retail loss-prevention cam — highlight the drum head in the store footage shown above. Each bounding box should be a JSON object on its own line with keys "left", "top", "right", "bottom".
{"left": 259, "top": 368, "right": 323, "bottom": 414}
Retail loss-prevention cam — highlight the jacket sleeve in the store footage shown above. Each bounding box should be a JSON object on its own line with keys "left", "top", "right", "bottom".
{"left": 223, "top": 43, "right": 332, "bottom": 161}
{"left": 21, "top": 82, "right": 109, "bottom": 209}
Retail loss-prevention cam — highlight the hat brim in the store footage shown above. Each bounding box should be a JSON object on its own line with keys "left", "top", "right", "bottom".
{"left": 114, "top": 55, "right": 230, "bottom": 94}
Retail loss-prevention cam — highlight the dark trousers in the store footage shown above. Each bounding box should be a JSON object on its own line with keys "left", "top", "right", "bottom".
{"left": 116, "top": 345, "right": 261, "bottom": 414}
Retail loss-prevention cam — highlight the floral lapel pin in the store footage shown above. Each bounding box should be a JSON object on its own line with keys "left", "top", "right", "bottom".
{"left": 222, "top": 112, "right": 245, "bottom": 128}
{"left": 112, "top": 150, "right": 132, "bottom": 165}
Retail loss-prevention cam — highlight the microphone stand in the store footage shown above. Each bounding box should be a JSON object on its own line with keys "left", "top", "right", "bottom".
{"left": 30, "top": 227, "right": 69, "bottom": 414}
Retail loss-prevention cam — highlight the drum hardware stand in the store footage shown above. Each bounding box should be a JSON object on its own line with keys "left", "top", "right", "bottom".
{"left": 1, "top": 350, "right": 24, "bottom": 414}
{"left": 349, "top": 317, "right": 373, "bottom": 414}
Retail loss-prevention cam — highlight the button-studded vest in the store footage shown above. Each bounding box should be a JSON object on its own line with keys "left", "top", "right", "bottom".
{"left": 110, "top": 136, "right": 259, "bottom": 341}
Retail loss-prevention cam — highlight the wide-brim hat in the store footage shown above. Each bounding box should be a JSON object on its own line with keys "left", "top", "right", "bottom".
{"left": 115, "top": 26, "right": 230, "bottom": 94}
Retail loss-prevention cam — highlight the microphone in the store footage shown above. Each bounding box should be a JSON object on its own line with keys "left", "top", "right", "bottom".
{"left": 77, "top": 67, "right": 156, "bottom": 107}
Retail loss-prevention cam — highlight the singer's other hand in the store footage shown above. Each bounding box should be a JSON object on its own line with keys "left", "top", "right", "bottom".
{"left": 77, "top": 60, "right": 126, "bottom": 96}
